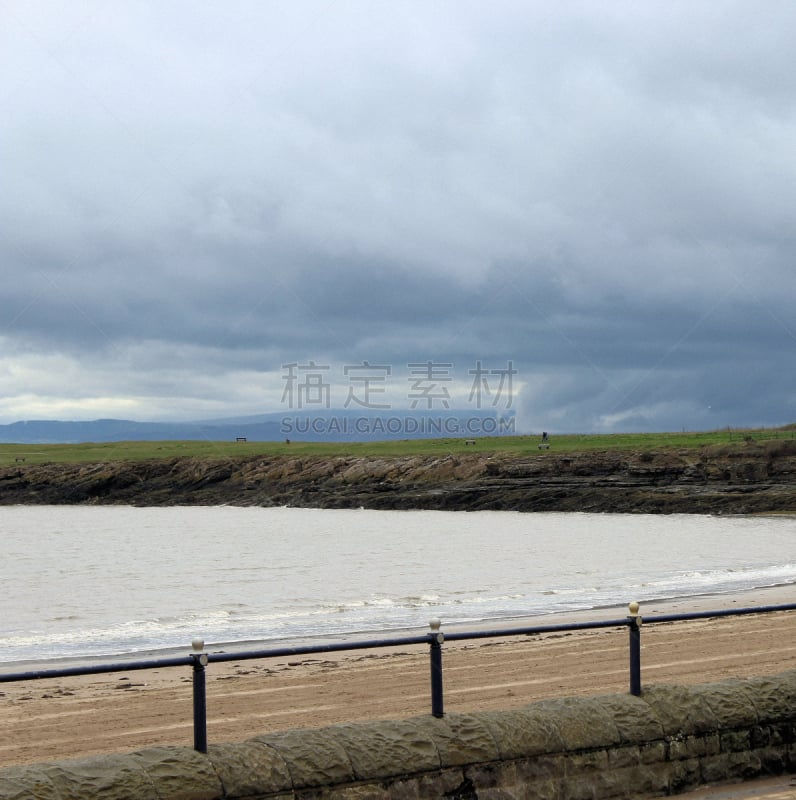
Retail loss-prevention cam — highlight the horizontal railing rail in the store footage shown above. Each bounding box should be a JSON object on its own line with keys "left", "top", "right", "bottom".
{"left": 2, "top": 601, "right": 794, "bottom": 753}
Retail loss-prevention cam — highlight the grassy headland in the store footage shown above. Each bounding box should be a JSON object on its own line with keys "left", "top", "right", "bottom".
{"left": 1, "top": 426, "right": 795, "bottom": 512}
{"left": 0, "top": 426, "right": 793, "bottom": 465}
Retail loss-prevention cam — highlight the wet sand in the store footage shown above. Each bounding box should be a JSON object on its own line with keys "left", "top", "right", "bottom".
{"left": 0, "top": 587, "right": 794, "bottom": 767}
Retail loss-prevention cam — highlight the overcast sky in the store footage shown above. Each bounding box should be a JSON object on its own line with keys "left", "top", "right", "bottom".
{"left": 2, "top": 1, "right": 795, "bottom": 434}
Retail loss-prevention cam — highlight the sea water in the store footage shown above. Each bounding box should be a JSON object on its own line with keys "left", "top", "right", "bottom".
{"left": 1, "top": 506, "right": 794, "bottom": 664}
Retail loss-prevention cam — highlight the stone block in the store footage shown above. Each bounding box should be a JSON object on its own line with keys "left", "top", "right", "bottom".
{"left": 477, "top": 786, "right": 524, "bottom": 800}
{"left": 513, "top": 753, "right": 567, "bottom": 786}
{"left": 635, "top": 763, "right": 673, "bottom": 798}
{"left": 720, "top": 729, "right": 751, "bottom": 753}
{"left": 466, "top": 762, "right": 501, "bottom": 791}
{"left": 325, "top": 784, "right": 390, "bottom": 799}
{"left": 406, "top": 713, "right": 498, "bottom": 767}
{"left": 0, "top": 765, "right": 60, "bottom": 800}
{"left": 591, "top": 762, "right": 668, "bottom": 799}
{"left": 570, "top": 749, "right": 609, "bottom": 770}
{"left": 699, "top": 680, "right": 759, "bottom": 728}
{"left": 560, "top": 774, "right": 602, "bottom": 800}
{"left": 607, "top": 745, "right": 640, "bottom": 770}
{"left": 208, "top": 740, "right": 292, "bottom": 797}
{"left": 532, "top": 697, "right": 621, "bottom": 750}
{"left": 438, "top": 773, "right": 480, "bottom": 799}
{"left": 42, "top": 754, "right": 158, "bottom": 800}
{"left": 754, "top": 746, "right": 787, "bottom": 774}
{"left": 750, "top": 724, "right": 771, "bottom": 749}
{"left": 478, "top": 706, "right": 566, "bottom": 760}
{"left": 562, "top": 751, "right": 617, "bottom": 799}
{"left": 744, "top": 671, "right": 796, "bottom": 722}
{"left": 667, "top": 758, "right": 701, "bottom": 795}
{"left": 767, "top": 722, "right": 791, "bottom": 747}
{"left": 638, "top": 741, "right": 667, "bottom": 765}
{"left": 667, "top": 736, "right": 687, "bottom": 761}
{"left": 513, "top": 778, "right": 559, "bottom": 800}
{"left": 668, "top": 732, "right": 721, "bottom": 761}
{"left": 415, "top": 767, "right": 469, "bottom": 798}
{"left": 726, "top": 750, "right": 762, "bottom": 780}
{"left": 387, "top": 774, "right": 425, "bottom": 800}
{"left": 561, "top": 750, "right": 625, "bottom": 800}
{"left": 480, "top": 767, "right": 522, "bottom": 799}
{"left": 330, "top": 719, "right": 439, "bottom": 781}
{"left": 129, "top": 747, "right": 221, "bottom": 800}
{"left": 700, "top": 753, "right": 731, "bottom": 784}
{"left": 641, "top": 684, "right": 719, "bottom": 736}
{"left": 251, "top": 728, "right": 355, "bottom": 788}
{"left": 592, "top": 693, "right": 664, "bottom": 744}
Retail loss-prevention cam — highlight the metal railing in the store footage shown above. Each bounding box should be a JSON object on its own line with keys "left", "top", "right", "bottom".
{"left": 1, "top": 601, "right": 794, "bottom": 753}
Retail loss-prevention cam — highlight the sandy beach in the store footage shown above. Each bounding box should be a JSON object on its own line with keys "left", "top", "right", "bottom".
{"left": 0, "top": 586, "right": 794, "bottom": 768}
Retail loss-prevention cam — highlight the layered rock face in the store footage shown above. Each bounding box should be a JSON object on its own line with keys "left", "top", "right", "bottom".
{"left": 1, "top": 671, "right": 794, "bottom": 799}
{"left": 2, "top": 440, "right": 796, "bottom": 512}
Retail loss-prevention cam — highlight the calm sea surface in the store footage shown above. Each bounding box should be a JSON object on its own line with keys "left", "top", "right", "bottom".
{"left": 2, "top": 507, "right": 794, "bottom": 664}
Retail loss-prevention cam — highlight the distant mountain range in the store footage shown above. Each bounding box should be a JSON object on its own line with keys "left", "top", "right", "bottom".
{"left": 0, "top": 409, "right": 517, "bottom": 444}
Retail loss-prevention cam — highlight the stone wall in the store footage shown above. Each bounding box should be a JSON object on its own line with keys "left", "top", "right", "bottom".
{"left": 1, "top": 671, "right": 794, "bottom": 799}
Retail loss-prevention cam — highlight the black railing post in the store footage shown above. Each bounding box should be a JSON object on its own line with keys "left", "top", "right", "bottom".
{"left": 627, "top": 602, "right": 642, "bottom": 696}
{"left": 428, "top": 618, "right": 444, "bottom": 718}
{"left": 191, "top": 638, "right": 208, "bottom": 753}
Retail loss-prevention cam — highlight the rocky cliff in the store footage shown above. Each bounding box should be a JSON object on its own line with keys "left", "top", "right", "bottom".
{"left": 2, "top": 439, "right": 796, "bottom": 513}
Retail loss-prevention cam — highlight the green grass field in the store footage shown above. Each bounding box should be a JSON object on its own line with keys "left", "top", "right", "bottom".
{"left": 0, "top": 426, "right": 793, "bottom": 465}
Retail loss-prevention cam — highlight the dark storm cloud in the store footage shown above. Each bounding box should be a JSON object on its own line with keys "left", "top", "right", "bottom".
{"left": 0, "top": 1, "right": 794, "bottom": 428}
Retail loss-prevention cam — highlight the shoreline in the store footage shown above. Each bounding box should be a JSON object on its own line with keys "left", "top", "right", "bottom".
{"left": 4, "top": 583, "right": 793, "bottom": 673}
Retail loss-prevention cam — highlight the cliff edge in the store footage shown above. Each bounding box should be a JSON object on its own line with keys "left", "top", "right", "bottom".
{"left": 2, "top": 439, "right": 796, "bottom": 513}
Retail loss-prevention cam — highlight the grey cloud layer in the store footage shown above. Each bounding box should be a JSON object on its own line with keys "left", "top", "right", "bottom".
{"left": 1, "top": 2, "right": 794, "bottom": 430}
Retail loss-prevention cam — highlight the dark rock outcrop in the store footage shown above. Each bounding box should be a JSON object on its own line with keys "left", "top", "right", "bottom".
{"left": 2, "top": 440, "right": 796, "bottom": 513}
